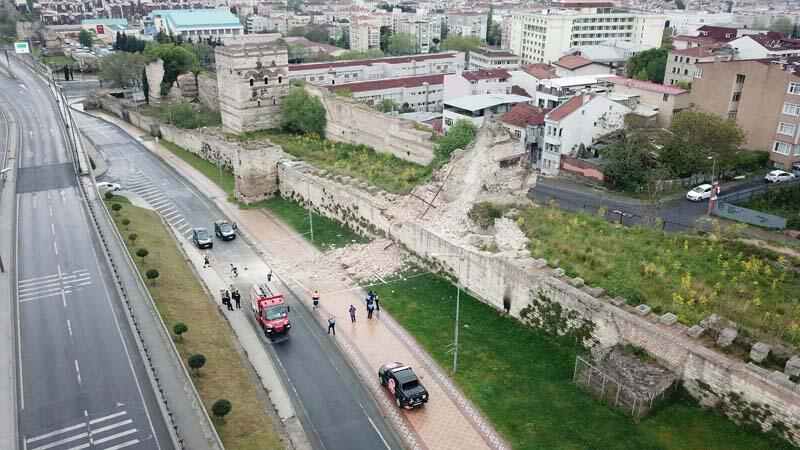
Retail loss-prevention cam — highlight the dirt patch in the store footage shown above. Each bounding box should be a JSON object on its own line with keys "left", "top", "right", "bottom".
{"left": 320, "top": 238, "right": 410, "bottom": 281}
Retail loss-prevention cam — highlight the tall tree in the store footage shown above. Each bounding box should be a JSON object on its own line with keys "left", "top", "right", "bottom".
{"left": 441, "top": 35, "right": 482, "bottom": 59}
{"left": 387, "top": 32, "right": 419, "bottom": 55}
{"left": 379, "top": 25, "right": 392, "bottom": 52}
{"left": 99, "top": 52, "right": 144, "bottom": 89}
{"left": 486, "top": 6, "right": 493, "bottom": 43}
{"left": 770, "top": 17, "right": 793, "bottom": 35}
{"left": 281, "top": 87, "right": 326, "bottom": 136}
{"left": 144, "top": 43, "right": 197, "bottom": 94}
{"left": 304, "top": 25, "right": 331, "bottom": 44}
{"left": 78, "top": 29, "right": 93, "bottom": 48}
{"left": 625, "top": 46, "right": 669, "bottom": 84}
{"left": 600, "top": 114, "right": 652, "bottom": 191}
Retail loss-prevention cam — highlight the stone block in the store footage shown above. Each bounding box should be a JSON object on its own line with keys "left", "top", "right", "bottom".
{"left": 717, "top": 328, "right": 738, "bottom": 348}
{"left": 568, "top": 277, "right": 584, "bottom": 287}
{"left": 533, "top": 258, "right": 547, "bottom": 269}
{"left": 686, "top": 325, "right": 705, "bottom": 339}
{"left": 552, "top": 268, "right": 565, "bottom": 277}
{"left": 318, "top": 169, "right": 328, "bottom": 177}
{"left": 341, "top": 176, "right": 351, "bottom": 184}
{"left": 749, "top": 342, "right": 771, "bottom": 363}
{"left": 516, "top": 250, "right": 531, "bottom": 259}
{"left": 587, "top": 287, "right": 604, "bottom": 298}
{"left": 634, "top": 304, "right": 651, "bottom": 316}
{"left": 660, "top": 313, "right": 678, "bottom": 326}
{"left": 611, "top": 296, "right": 626, "bottom": 307}
{"left": 359, "top": 181, "right": 369, "bottom": 189}
{"left": 786, "top": 356, "right": 800, "bottom": 377}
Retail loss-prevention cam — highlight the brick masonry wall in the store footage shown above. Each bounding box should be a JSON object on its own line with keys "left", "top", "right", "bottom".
{"left": 305, "top": 85, "right": 436, "bottom": 165}
{"left": 197, "top": 73, "right": 220, "bottom": 112}
{"left": 278, "top": 163, "right": 800, "bottom": 445}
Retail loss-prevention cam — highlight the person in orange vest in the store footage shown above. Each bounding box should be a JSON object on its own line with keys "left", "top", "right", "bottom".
{"left": 312, "top": 290, "right": 321, "bottom": 311}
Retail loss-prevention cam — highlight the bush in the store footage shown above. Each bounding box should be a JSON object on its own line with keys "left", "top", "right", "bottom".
{"left": 128, "top": 233, "right": 138, "bottom": 245}
{"left": 435, "top": 119, "right": 477, "bottom": 161}
{"left": 734, "top": 150, "right": 770, "bottom": 172}
{"left": 468, "top": 202, "right": 504, "bottom": 229}
{"left": 212, "top": 399, "right": 232, "bottom": 422}
{"left": 281, "top": 87, "right": 326, "bottom": 136}
{"left": 142, "top": 101, "right": 221, "bottom": 129}
{"left": 121, "top": 218, "right": 130, "bottom": 229}
{"left": 188, "top": 353, "right": 206, "bottom": 375}
{"left": 104, "top": 191, "right": 114, "bottom": 200}
{"left": 146, "top": 268, "right": 159, "bottom": 285}
{"left": 173, "top": 322, "right": 188, "bottom": 341}
{"left": 111, "top": 203, "right": 122, "bottom": 215}
{"left": 136, "top": 247, "right": 149, "bottom": 263}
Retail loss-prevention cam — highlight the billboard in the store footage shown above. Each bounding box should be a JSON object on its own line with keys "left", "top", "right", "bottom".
{"left": 96, "top": 24, "right": 105, "bottom": 35}
{"left": 14, "top": 42, "right": 30, "bottom": 54}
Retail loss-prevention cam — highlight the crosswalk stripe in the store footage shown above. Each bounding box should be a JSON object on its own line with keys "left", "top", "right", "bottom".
{"left": 163, "top": 210, "right": 181, "bottom": 220}
{"left": 149, "top": 199, "right": 170, "bottom": 208}
{"left": 63, "top": 277, "right": 91, "bottom": 285}
{"left": 172, "top": 218, "right": 186, "bottom": 227}
{"left": 91, "top": 419, "right": 132, "bottom": 435}
{"left": 133, "top": 186, "right": 159, "bottom": 195}
{"left": 26, "top": 422, "right": 85, "bottom": 443}
{"left": 18, "top": 281, "right": 62, "bottom": 293}
{"left": 102, "top": 439, "right": 140, "bottom": 450}
{"left": 64, "top": 443, "right": 90, "bottom": 450}
{"left": 19, "top": 290, "right": 71, "bottom": 302}
{"left": 28, "top": 432, "right": 88, "bottom": 450}
{"left": 157, "top": 206, "right": 177, "bottom": 215}
{"left": 93, "top": 428, "right": 137, "bottom": 445}
{"left": 89, "top": 411, "right": 127, "bottom": 425}
{"left": 18, "top": 274, "right": 60, "bottom": 285}
{"left": 19, "top": 286, "right": 66, "bottom": 296}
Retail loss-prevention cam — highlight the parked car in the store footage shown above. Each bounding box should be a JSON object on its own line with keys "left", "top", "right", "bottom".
{"left": 764, "top": 170, "right": 796, "bottom": 183}
{"left": 192, "top": 227, "right": 213, "bottom": 249}
{"left": 214, "top": 220, "right": 236, "bottom": 241}
{"left": 378, "top": 362, "right": 428, "bottom": 409}
{"left": 686, "top": 184, "right": 720, "bottom": 202}
{"left": 96, "top": 181, "right": 121, "bottom": 191}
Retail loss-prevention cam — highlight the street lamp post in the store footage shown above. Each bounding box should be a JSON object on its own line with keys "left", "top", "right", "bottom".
{"left": 431, "top": 252, "right": 466, "bottom": 373}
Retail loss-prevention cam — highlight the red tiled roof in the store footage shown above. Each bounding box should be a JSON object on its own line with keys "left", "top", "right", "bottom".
{"left": 553, "top": 54, "right": 593, "bottom": 70}
{"left": 499, "top": 104, "right": 548, "bottom": 128}
{"left": 747, "top": 32, "right": 800, "bottom": 50}
{"left": 289, "top": 52, "right": 460, "bottom": 72}
{"left": 696, "top": 25, "right": 737, "bottom": 42}
{"left": 461, "top": 69, "right": 510, "bottom": 81}
{"left": 324, "top": 74, "right": 444, "bottom": 93}
{"left": 602, "top": 76, "right": 688, "bottom": 95}
{"left": 559, "top": 2, "right": 614, "bottom": 7}
{"left": 546, "top": 93, "right": 596, "bottom": 122}
{"left": 672, "top": 35, "right": 716, "bottom": 45}
{"left": 510, "top": 85, "right": 531, "bottom": 97}
{"left": 670, "top": 46, "right": 710, "bottom": 57}
{"left": 521, "top": 63, "right": 558, "bottom": 79}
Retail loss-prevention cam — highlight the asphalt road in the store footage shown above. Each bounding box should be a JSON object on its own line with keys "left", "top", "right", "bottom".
{"left": 75, "top": 113, "right": 404, "bottom": 450}
{"left": 3, "top": 62, "right": 173, "bottom": 450}
{"left": 531, "top": 177, "right": 766, "bottom": 232}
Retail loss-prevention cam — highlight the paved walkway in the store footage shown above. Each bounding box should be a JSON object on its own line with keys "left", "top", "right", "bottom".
{"left": 87, "top": 110, "right": 509, "bottom": 450}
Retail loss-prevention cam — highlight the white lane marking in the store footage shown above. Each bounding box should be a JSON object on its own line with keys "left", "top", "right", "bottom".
{"left": 133, "top": 186, "right": 159, "bottom": 196}
{"left": 64, "top": 443, "right": 90, "bottom": 450}
{"left": 51, "top": 223, "right": 55, "bottom": 236}
{"left": 18, "top": 285, "right": 65, "bottom": 296}
{"left": 67, "top": 319, "right": 73, "bottom": 340}
{"left": 148, "top": 199, "right": 170, "bottom": 207}
{"left": 156, "top": 206, "right": 176, "bottom": 215}
{"left": 89, "top": 411, "right": 126, "bottom": 425}
{"left": 171, "top": 218, "right": 186, "bottom": 228}
{"left": 183, "top": 229, "right": 194, "bottom": 237}
{"left": 74, "top": 359, "right": 81, "bottom": 385}
{"left": 48, "top": 205, "right": 52, "bottom": 217}
{"left": 102, "top": 439, "right": 140, "bottom": 450}
{"left": 163, "top": 210, "right": 181, "bottom": 220}
{"left": 33, "top": 195, "right": 37, "bottom": 208}
{"left": 17, "top": 281, "right": 62, "bottom": 293}
{"left": 76, "top": 282, "right": 91, "bottom": 287}
{"left": 18, "top": 273, "right": 60, "bottom": 284}
{"left": 53, "top": 241, "right": 58, "bottom": 255}
{"left": 28, "top": 432, "right": 88, "bottom": 450}
{"left": 25, "top": 422, "right": 84, "bottom": 443}
{"left": 92, "top": 429, "right": 137, "bottom": 445}
{"left": 90, "top": 418, "right": 132, "bottom": 435}
{"left": 63, "top": 276, "right": 91, "bottom": 285}
{"left": 367, "top": 416, "right": 392, "bottom": 450}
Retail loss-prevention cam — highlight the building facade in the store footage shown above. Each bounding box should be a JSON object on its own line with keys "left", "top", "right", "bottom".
{"left": 443, "top": 94, "right": 533, "bottom": 132}
{"left": 664, "top": 45, "right": 735, "bottom": 87}
{"left": 350, "top": 16, "right": 382, "bottom": 52}
{"left": 443, "top": 69, "right": 512, "bottom": 102}
{"left": 151, "top": 8, "right": 243, "bottom": 38}
{"left": 326, "top": 73, "right": 445, "bottom": 112}
{"left": 469, "top": 46, "right": 521, "bottom": 71}
{"left": 603, "top": 76, "right": 690, "bottom": 126}
{"left": 445, "top": 11, "right": 488, "bottom": 40}
{"left": 397, "top": 16, "right": 441, "bottom": 54}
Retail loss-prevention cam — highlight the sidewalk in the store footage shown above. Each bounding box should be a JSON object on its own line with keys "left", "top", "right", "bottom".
{"left": 88, "top": 110, "right": 509, "bottom": 450}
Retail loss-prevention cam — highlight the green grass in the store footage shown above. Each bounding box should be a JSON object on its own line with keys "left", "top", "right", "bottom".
{"left": 516, "top": 205, "right": 800, "bottom": 347}
{"left": 40, "top": 54, "right": 76, "bottom": 67}
{"left": 259, "top": 196, "right": 369, "bottom": 251}
{"left": 230, "top": 130, "right": 434, "bottom": 194}
{"left": 736, "top": 185, "right": 800, "bottom": 229}
{"left": 140, "top": 103, "right": 222, "bottom": 129}
{"left": 103, "top": 200, "right": 283, "bottom": 449}
{"left": 372, "top": 270, "right": 793, "bottom": 450}
{"left": 160, "top": 140, "right": 236, "bottom": 198}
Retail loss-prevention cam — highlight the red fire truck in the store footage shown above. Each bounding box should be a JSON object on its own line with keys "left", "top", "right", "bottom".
{"left": 250, "top": 283, "right": 291, "bottom": 342}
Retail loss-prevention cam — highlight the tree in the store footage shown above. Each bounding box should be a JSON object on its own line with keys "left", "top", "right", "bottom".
{"left": 441, "top": 35, "right": 482, "bottom": 60}
{"left": 486, "top": 7, "right": 494, "bottom": 43}
{"left": 281, "top": 87, "right": 326, "bottom": 136}
{"left": 625, "top": 46, "right": 669, "bottom": 84}
{"left": 143, "top": 43, "right": 197, "bottom": 95}
{"left": 121, "top": 218, "right": 130, "bottom": 229}
{"left": 128, "top": 233, "right": 138, "bottom": 246}
{"left": 211, "top": 399, "right": 232, "bottom": 423}
{"left": 111, "top": 203, "right": 122, "bottom": 215}
{"left": 676, "top": 80, "right": 692, "bottom": 90}
{"left": 287, "top": 26, "right": 306, "bottom": 37}
{"left": 304, "top": 25, "right": 330, "bottom": 44}
{"left": 188, "top": 353, "right": 206, "bottom": 375}
{"left": 104, "top": 191, "right": 114, "bottom": 200}
{"left": 183, "top": 42, "right": 215, "bottom": 70}
{"left": 142, "top": 67, "right": 149, "bottom": 104}
{"left": 146, "top": 269, "right": 159, "bottom": 285}
{"left": 136, "top": 247, "right": 149, "bottom": 263}
{"left": 113, "top": 33, "right": 146, "bottom": 53}
{"left": 436, "top": 119, "right": 477, "bottom": 160}
{"left": 99, "top": 52, "right": 145, "bottom": 89}
{"left": 657, "top": 109, "right": 747, "bottom": 177}
{"left": 675, "top": 0, "right": 685, "bottom": 9}
{"left": 379, "top": 26, "right": 392, "bottom": 52}
{"left": 333, "top": 29, "right": 349, "bottom": 49}
{"left": 173, "top": 322, "right": 188, "bottom": 341}
{"left": 387, "top": 33, "right": 419, "bottom": 55}
{"left": 283, "top": 0, "right": 305, "bottom": 13}
{"left": 770, "top": 17, "right": 793, "bottom": 35}
{"left": 334, "top": 49, "right": 384, "bottom": 61}
{"left": 78, "top": 29, "right": 93, "bottom": 48}
{"left": 600, "top": 114, "right": 653, "bottom": 191}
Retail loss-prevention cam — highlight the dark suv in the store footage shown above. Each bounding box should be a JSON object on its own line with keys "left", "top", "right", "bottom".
{"left": 192, "top": 227, "right": 213, "bottom": 249}
{"left": 214, "top": 220, "right": 236, "bottom": 241}
{"left": 378, "top": 362, "right": 428, "bottom": 409}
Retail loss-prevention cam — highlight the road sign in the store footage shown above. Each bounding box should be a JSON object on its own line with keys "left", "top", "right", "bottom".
{"left": 14, "top": 42, "right": 30, "bottom": 54}
{"left": 96, "top": 24, "right": 105, "bottom": 34}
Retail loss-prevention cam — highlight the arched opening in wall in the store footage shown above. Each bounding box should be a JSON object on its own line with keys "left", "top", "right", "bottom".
{"left": 257, "top": 100, "right": 261, "bottom": 106}
{"left": 278, "top": 76, "right": 282, "bottom": 83}
{"left": 331, "top": 79, "right": 335, "bottom": 85}
{"left": 264, "top": 77, "right": 268, "bottom": 84}
{"left": 272, "top": 98, "right": 276, "bottom": 105}
{"left": 503, "top": 292, "right": 511, "bottom": 316}
{"left": 249, "top": 78, "right": 254, "bottom": 87}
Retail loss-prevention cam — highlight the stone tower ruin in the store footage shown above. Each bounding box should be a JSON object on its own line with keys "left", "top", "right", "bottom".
{"left": 215, "top": 40, "right": 290, "bottom": 134}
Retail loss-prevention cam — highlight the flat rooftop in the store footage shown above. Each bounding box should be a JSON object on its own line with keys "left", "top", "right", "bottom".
{"left": 445, "top": 93, "right": 532, "bottom": 112}
{"left": 150, "top": 8, "right": 242, "bottom": 29}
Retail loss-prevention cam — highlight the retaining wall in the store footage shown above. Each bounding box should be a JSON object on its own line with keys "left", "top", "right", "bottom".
{"left": 197, "top": 73, "right": 220, "bottom": 112}
{"left": 278, "top": 163, "right": 800, "bottom": 446}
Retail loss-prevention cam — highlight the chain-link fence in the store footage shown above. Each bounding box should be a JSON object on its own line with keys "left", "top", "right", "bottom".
{"left": 573, "top": 354, "right": 678, "bottom": 420}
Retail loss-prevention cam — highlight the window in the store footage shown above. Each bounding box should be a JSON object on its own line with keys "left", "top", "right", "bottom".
{"left": 662, "top": 93, "right": 669, "bottom": 102}
{"left": 264, "top": 77, "right": 268, "bottom": 84}
{"left": 735, "top": 74, "right": 745, "bottom": 84}
{"left": 778, "top": 122, "right": 796, "bottom": 136}
{"left": 694, "top": 67, "right": 703, "bottom": 78}
{"left": 795, "top": 145, "right": 800, "bottom": 156}
{"left": 728, "top": 110, "right": 737, "bottom": 119}
{"left": 732, "top": 92, "right": 741, "bottom": 102}
{"left": 773, "top": 141, "right": 792, "bottom": 155}
{"left": 249, "top": 78, "right": 254, "bottom": 87}
{"left": 783, "top": 103, "right": 800, "bottom": 116}
{"left": 514, "top": 130, "right": 521, "bottom": 138}
{"left": 790, "top": 83, "right": 800, "bottom": 95}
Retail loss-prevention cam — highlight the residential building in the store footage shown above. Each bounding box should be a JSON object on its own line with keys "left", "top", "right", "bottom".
{"left": 663, "top": 11, "right": 735, "bottom": 36}
{"left": 693, "top": 57, "right": 800, "bottom": 170}
{"left": 552, "top": 54, "right": 612, "bottom": 77}
{"left": 327, "top": 73, "right": 445, "bottom": 112}
{"left": 289, "top": 51, "right": 465, "bottom": 86}
{"left": 445, "top": 11, "right": 488, "bottom": 40}
{"left": 508, "top": 3, "right": 665, "bottom": 65}
{"left": 469, "top": 46, "right": 521, "bottom": 71}
{"left": 397, "top": 15, "right": 441, "bottom": 54}
{"left": 498, "top": 103, "right": 549, "bottom": 156}
{"left": 541, "top": 92, "right": 630, "bottom": 175}
{"left": 350, "top": 16, "right": 382, "bottom": 52}
{"left": 443, "top": 93, "right": 533, "bottom": 132}
{"left": 602, "top": 76, "right": 690, "bottom": 126}
{"left": 532, "top": 73, "right": 613, "bottom": 109}
{"left": 728, "top": 33, "right": 800, "bottom": 60}
{"left": 246, "top": 15, "right": 271, "bottom": 34}
{"left": 664, "top": 44, "right": 735, "bottom": 87}
{"left": 443, "top": 69, "right": 512, "bottom": 102}
{"left": 564, "top": 40, "right": 654, "bottom": 72}
{"left": 150, "top": 9, "right": 243, "bottom": 39}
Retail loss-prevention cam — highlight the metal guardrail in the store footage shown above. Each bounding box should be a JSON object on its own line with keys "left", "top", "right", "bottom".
{"left": 718, "top": 178, "right": 800, "bottom": 204}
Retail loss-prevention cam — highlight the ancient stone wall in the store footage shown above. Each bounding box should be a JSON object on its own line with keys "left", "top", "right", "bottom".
{"left": 197, "top": 73, "right": 220, "bottom": 112}
{"left": 305, "top": 84, "right": 436, "bottom": 165}
{"left": 145, "top": 59, "right": 165, "bottom": 102}
{"left": 277, "top": 163, "right": 800, "bottom": 446}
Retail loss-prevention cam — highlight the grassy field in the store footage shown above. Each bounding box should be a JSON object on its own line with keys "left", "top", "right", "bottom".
{"left": 258, "top": 196, "right": 369, "bottom": 251}
{"left": 160, "top": 140, "right": 236, "bottom": 199}
{"left": 140, "top": 103, "right": 222, "bottom": 129}
{"left": 230, "top": 130, "right": 434, "bottom": 194}
{"left": 736, "top": 185, "right": 800, "bottom": 229}
{"left": 516, "top": 204, "right": 800, "bottom": 347}
{"left": 103, "top": 196, "right": 283, "bottom": 450}
{"left": 372, "top": 270, "right": 792, "bottom": 450}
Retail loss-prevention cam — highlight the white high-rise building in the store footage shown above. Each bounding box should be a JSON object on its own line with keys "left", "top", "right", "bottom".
{"left": 508, "top": 1, "right": 665, "bottom": 64}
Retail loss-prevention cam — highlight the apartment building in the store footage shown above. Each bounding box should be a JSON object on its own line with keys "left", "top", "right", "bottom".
{"left": 728, "top": 33, "right": 800, "bottom": 59}
{"left": 552, "top": 54, "right": 611, "bottom": 77}
{"left": 664, "top": 44, "right": 735, "bottom": 87}
{"left": 397, "top": 15, "right": 441, "bottom": 54}
{"left": 693, "top": 57, "right": 800, "bottom": 170}
{"left": 350, "top": 16, "right": 382, "bottom": 52}
{"left": 445, "top": 11, "right": 488, "bottom": 40}
{"left": 246, "top": 15, "right": 271, "bottom": 34}
{"left": 289, "top": 51, "right": 465, "bottom": 86}
{"left": 469, "top": 46, "right": 521, "bottom": 71}
{"left": 603, "top": 76, "right": 690, "bottom": 126}
{"left": 150, "top": 8, "right": 243, "bottom": 38}
{"left": 443, "top": 69, "right": 512, "bottom": 102}
{"left": 508, "top": 1, "right": 665, "bottom": 64}
{"left": 327, "top": 73, "right": 445, "bottom": 112}
{"left": 663, "top": 11, "right": 734, "bottom": 36}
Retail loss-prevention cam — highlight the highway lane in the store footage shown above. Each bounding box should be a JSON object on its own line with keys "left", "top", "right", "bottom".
{"left": 3, "top": 63, "right": 173, "bottom": 449}
{"left": 75, "top": 111, "right": 404, "bottom": 450}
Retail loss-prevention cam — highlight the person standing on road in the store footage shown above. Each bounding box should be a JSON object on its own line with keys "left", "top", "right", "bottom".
{"left": 374, "top": 293, "right": 380, "bottom": 311}
{"left": 312, "top": 290, "right": 320, "bottom": 311}
{"left": 203, "top": 253, "right": 210, "bottom": 268}
{"left": 349, "top": 305, "right": 356, "bottom": 322}
{"left": 367, "top": 302, "right": 375, "bottom": 319}
{"left": 231, "top": 264, "right": 239, "bottom": 278}
{"left": 267, "top": 270, "right": 273, "bottom": 282}
{"left": 327, "top": 316, "right": 336, "bottom": 335}
{"left": 233, "top": 290, "right": 241, "bottom": 309}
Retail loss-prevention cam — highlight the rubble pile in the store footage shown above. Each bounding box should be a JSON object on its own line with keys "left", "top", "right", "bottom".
{"left": 319, "top": 238, "right": 409, "bottom": 281}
